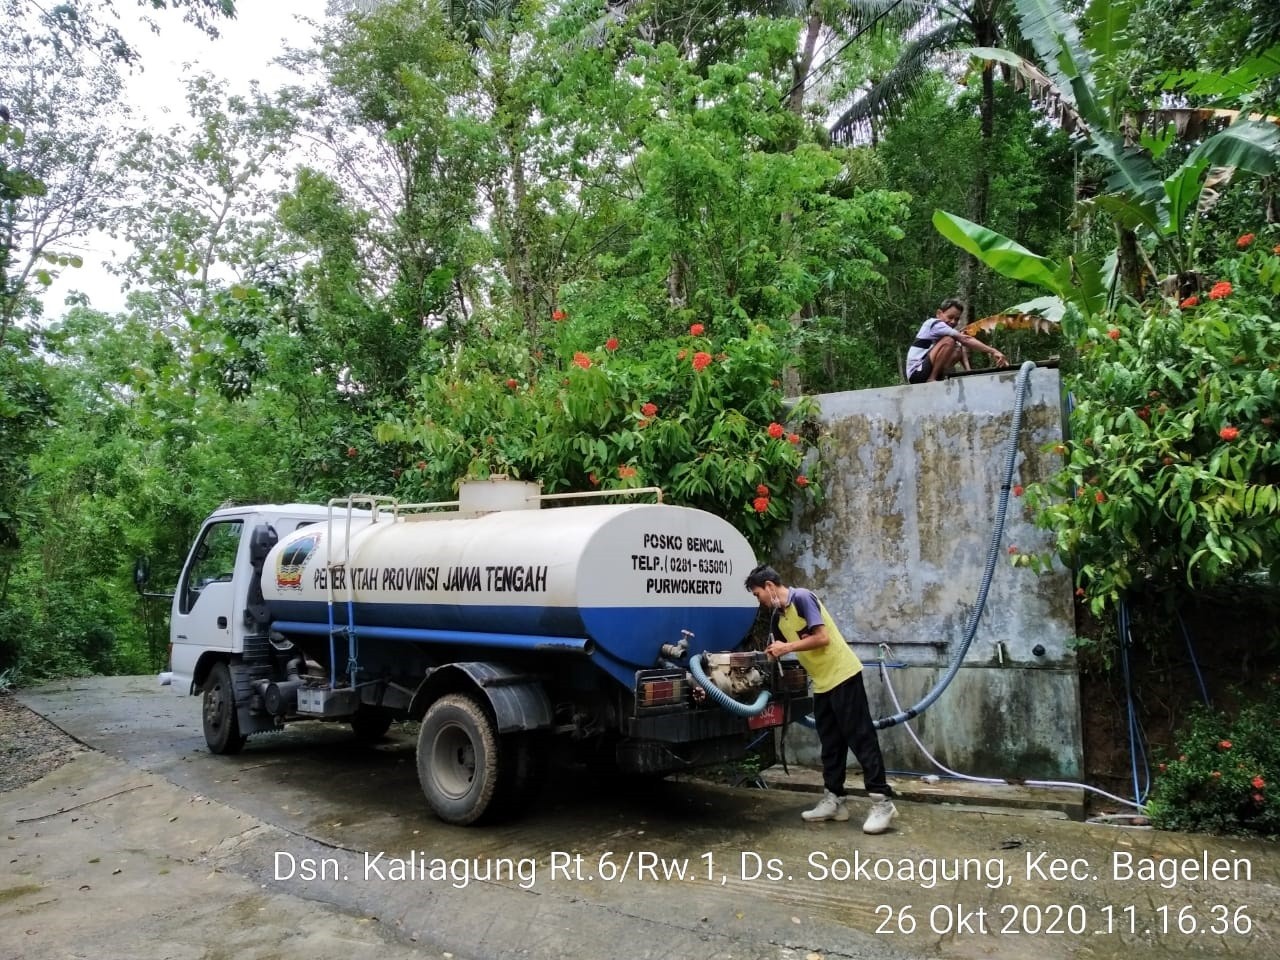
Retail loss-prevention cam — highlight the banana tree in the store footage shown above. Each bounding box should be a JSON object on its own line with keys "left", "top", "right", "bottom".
{"left": 935, "top": 0, "right": 1278, "bottom": 308}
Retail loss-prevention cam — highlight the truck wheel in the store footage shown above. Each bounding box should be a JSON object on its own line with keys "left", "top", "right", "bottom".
{"left": 350, "top": 711, "right": 393, "bottom": 743}
{"left": 417, "top": 694, "right": 500, "bottom": 825}
{"left": 202, "top": 661, "right": 247, "bottom": 755}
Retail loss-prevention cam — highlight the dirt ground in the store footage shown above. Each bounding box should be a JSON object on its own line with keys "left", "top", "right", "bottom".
{"left": 0, "top": 690, "right": 84, "bottom": 794}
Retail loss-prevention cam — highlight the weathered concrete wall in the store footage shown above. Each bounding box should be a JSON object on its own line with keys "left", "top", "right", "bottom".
{"left": 774, "top": 368, "right": 1082, "bottom": 780}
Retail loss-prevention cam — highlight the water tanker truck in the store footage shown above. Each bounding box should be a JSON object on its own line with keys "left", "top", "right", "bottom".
{"left": 167, "top": 479, "right": 810, "bottom": 824}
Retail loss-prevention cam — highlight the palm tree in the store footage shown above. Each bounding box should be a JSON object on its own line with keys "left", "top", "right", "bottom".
{"left": 827, "top": 1, "right": 1026, "bottom": 313}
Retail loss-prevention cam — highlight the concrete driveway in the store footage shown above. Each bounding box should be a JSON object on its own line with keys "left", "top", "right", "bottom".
{"left": 3, "top": 675, "right": 1278, "bottom": 960}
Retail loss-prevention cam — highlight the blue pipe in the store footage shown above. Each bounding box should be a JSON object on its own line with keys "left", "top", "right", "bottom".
{"left": 271, "top": 620, "right": 595, "bottom": 656}
{"left": 687, "top": 654, "right": 772, "bottom": 717}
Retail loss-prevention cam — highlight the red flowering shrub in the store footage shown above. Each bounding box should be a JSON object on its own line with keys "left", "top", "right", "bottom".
{"left": 691, "top": 351, "right": 712, "bottom": 371}
{"left": 752, "top": 496, "right": 769, "bottom": 513}
{"left": 605, "top": 337, "right": 619, "bottom": 352}
{"left": 552, "top": 309, "right": 567, "bottom": 321}
{"left": 689, "top": 323, "right": 705, "bottom": 336}
{"left": 573, "top": 352, "right": 591, "bottom": 369}
{"left": 1219, "top": 425, "right": 1239, "bottom": 442}
{"left": 1147, "top": 687, "right": 1280, "bottom": 835}
{"left": 1208, "top": 281, "right": 1232, "bottom": 300}
{"left": 1179, "top": 295, "right": 1198, "bottom": 308}
{"left": 641, "top": 402, "right": 658, "bottom": 417}
{"left": 1237, "top": 233, "right": 1255, "bottom": 248}
{"left": 767, "top": 422, "right": 784, "bottom": 439}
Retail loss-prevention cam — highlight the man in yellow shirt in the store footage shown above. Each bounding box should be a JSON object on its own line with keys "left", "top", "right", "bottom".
{"left": 745, "top": 564, "right": 898, "bottom": 833}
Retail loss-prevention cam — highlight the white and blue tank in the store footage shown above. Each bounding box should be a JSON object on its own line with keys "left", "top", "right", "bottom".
{"left": 260, "top": 490, "right": 759, "bottom": 688}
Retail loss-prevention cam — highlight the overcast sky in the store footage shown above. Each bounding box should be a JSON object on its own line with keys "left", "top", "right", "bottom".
{"left": 44, "top": 1, "right": 328, "bottom": 314}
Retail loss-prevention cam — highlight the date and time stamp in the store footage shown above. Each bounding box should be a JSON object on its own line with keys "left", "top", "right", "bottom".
{"left": 273, "top": 846, "right": 1265, "bottom": 939}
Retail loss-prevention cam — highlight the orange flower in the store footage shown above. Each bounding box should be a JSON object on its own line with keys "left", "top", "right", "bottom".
{"left": 573, "top": 352, "right": 591, "bottom": 369}
{"left": 1237, "top": 233, "right": 1255, "bottom": 248}
{"left": 1107, "top": 328, "right": 1120, "bottom": 340}
{"left": 1095, "top": 490, "right": 1105, "bottom": 503}
{"left": 1219, "top": 425, "right": 1239, "bottom": 442}
{"left": 605, "top": 337, "right": 619, "bottom": 351}
{"left": 1179, "top": 295, "right": 1198, "bottom": 308}
{"left": 588, "top": 472, "right": 598, "bottom": 486}
{"left": 691, "top": 351, "right": 712, "bottom": 371}
{"left": 787, "top": 433, "right": 800, "bottom": 444}
{"left": 505, "top": 378, "right": 518, "bottom": 389}
{"left": 641, "top": 402, "right": 658, "bottom": 417}
{"left": 1075, "top": 587, "right": 1085, "bottom": 597}
{"left": 756, "top": 484, "right": 769, "bottom": 496}
{"left": 767, "top": 422, "right": 784, "bottom": 439}
{"left": 1211, "top": 770, "right": 1222, "bottom": 779}
{"left": 552, "top": 309, "right": 567, "bottom": 321}
{"left": 796, "top": 475, "right": 809, "bottom": 487}
{"left": 689, "top": 323, "right": 705, "bottom": 336}
{"left": 1208, "top": 280, "right": 1232, "bottom": 300}
{"left": 752, "top": 496, "right": 769, "bottom": 513}
{"left": 618, "top": 465, "right": 637, "bottom": 479}
{"left": 676, "top": 349, "right": 687, "bottom": 361}
{"left": 1274, "top": 244, "right": 1280, "bottom": 255}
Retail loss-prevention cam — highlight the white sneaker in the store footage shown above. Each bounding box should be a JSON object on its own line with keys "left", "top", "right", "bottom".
{"left": 801, "top": 790, "right": 849, "bottom": 822}
{"left": 862, "top": 793, "right": 898, "bottom": 834}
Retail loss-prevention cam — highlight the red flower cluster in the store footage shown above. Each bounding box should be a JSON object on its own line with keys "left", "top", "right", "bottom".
{"left": 1219, "top": 739, "right": 1232, "bottom": 751}
{"left": 588, "top": 472, "right": 599, "bottom": 486}
{"left": 1208, "top": 281, "right": 1233, "bottom": 300}
{"left": 641, "top": 402, "right": 658, "bottom": 418}
{"left": 1253, "top": 775, "right": 1266, "bottom": 790}
{"left": 505, "top": 378, "right": 518, "bottom": 389}
{"left": 573, "top": 352, "right": 592, "bottom": 369}
{"left": 1013, "top": 484, "right": 1024, "bottom": 497}
{"left": 787, "top": 433, "right": 800, "bottom": 444}
{"left": 677, "top": 349, "right": 687, "bottom": 360}
{"left": 752, "top": 496, "right": 769, "bottom": 513}
{"left": 1219, "top": 425, "right": 1239, "bottom": 442}
{"left": 691, "top": 351, "right": 712, "bottom": 371}
{"left": 618, "top": 465, "right": 637, "bottom": 479}
{"left": 756, "top": 484, "right": 769, "bottom": 496}
{"left": 689, "top": 323, "right": 705, "bottom": 336}
{"left": 1095, "top": 490, "right": 1105, "bottom": 504}
{"left": 1179, "top": 295, "right": 1199, "bottom": 308}
{"left": 346, "top": 446, "right": 358, "bottom": 458}
{"left": 1237, "top": 233, "right": 1255, "bottom": 248}
{"left": 552, "top": 309, "right": 567, "bottom": 322}
{"left": 796, "top": 475, "right": 810, "bottom": 487}
{"left": 767, "top": 422, "right": 784, "bottom": 439}
{"left": 605, "top": 337, "right": 619, "bottom": 352}
{"left": 1107, "top": 328, "right": 1121, "bottom": 340}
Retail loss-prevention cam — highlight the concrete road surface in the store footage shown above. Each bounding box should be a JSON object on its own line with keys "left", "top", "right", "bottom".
{"left": 4, "top": 675, "right": 1279, "bottom": 960}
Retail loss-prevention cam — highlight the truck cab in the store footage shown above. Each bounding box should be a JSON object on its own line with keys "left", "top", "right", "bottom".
{"left": 169, "top": 503, "right": 330, "bottom": 695}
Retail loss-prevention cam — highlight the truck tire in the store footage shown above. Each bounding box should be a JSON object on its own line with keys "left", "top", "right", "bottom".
{"left": 350, "top": 711, "right": 393, "bottom": 743}
{"left": 202, "top": 661, "right": 247, "bottom": 755}
{"left": 417, "top": 693, "right": 501, "bottom": 825}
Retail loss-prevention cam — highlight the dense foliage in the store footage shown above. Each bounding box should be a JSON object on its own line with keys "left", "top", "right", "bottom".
{"left": 0, "top": 0, "right": 1276, "bottom": 746}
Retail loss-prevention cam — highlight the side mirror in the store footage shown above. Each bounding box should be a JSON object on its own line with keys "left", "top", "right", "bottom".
{"left": 134, "top": 555, "right": 151, "bottom": 595}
